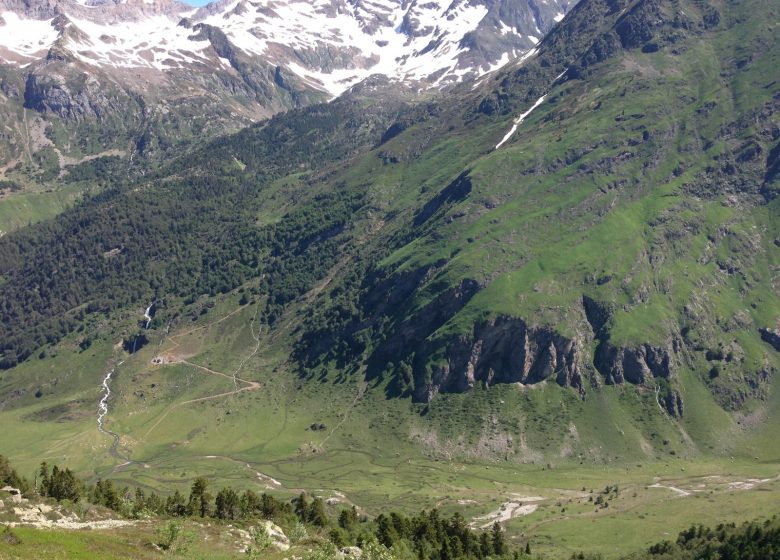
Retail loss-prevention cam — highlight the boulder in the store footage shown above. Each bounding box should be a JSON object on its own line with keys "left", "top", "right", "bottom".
{"left": 0, "top": 486, "right": 22, "bottom": 503}
{"left": 262, "top": 520, "right": 290, "bottom": 551}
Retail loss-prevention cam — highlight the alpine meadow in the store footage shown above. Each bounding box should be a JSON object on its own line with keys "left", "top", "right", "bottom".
{"left": 0, "top": 0, "right": 779, "bottom": 558}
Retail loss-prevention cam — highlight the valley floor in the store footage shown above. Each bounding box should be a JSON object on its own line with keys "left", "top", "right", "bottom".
{"left": 1, "top": 294, "right": 778, "bottom": 558}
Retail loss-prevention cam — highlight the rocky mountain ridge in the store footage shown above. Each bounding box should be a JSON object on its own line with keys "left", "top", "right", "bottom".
{"left": 1, "top": 0, "right": 575, "bottom": 94}
{"left": 293, "top": 0, "right": 780, "bottom": 424}
{"left": 0, "top": 0, "right": 577, "bottom": 180}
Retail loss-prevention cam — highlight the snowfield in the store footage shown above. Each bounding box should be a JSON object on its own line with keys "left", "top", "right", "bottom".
{"left": 0, "top": 0, "right": 574, "bottom": 98}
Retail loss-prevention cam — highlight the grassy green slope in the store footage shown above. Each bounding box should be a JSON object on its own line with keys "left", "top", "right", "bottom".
{"left": 0, "top": 0, "right": 779, "bottom": 555}
{"left": 293, "top": 0, "right": 780, "bottom": 458}
{"left": 0, "top": 0, "right": 777, "bottom": 460}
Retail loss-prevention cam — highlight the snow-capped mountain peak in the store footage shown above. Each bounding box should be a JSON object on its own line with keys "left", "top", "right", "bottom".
{"left": 0, "top": 0, "right": 575, "bottom": 98}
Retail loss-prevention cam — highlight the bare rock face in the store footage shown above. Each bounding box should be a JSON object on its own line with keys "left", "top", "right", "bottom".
{"left": 592, "top": 340, "right": 686, "bottom": 417}
{"left": 412, "top": 315, "right": 584, "bottom": 402}
{"left": 582, "top": 294, "right": 682, "bottom": 415}
{"left": 24, "top": 69, "right": 132, "bottom": 121}
{"left": 759, "top": 326, "right": 780, "bottom": 352}
{"left": 661, "top": 387, "right": 684, "bottom": 418}
{"left": 0, "top": 486, "right": 23, "bottom": 504}
{"left": 594, "top": 341, "right": 673, "bottom": 385}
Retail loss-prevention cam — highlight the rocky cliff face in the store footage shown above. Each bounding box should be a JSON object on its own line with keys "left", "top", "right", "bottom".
{"left": 407, "top": 305, "right": 686, "bottom": 417}
{"left": 411, "top": 315, "right": 585, "bottom": 402}
{"left": 23, "top": 70, "right": 133, "bottom": 122}
{"left": 356, "top": 269, "right": 685, "bottom": 409}
{"left": 594, "top": 342, "right": 674, "bottom": 385}
{"left": 351, "top": 266, "right": 693, "bottom": 417}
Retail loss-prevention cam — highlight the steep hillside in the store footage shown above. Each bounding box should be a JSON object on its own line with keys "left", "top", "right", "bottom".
{"left": 0, "top": 0, "right": 778, "bottom": 469}
{"left": 362, "top": 0, "right": 780, "bottom": 405}
{"left": 296, "top": 0, "right": 780, "bottom": 453}
{"left": 0, "top": 0, "right": 582, "bottom": 238}
{"left": 0, "top": 77, "right": 416, "bottom": 367}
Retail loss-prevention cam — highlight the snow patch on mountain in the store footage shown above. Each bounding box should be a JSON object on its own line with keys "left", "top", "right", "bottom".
{"left": 195, "top": 0, "right": 492, "bottom": 95}
{"left": 0, "top": 0, "right": 576, "bottom": 98}
{"left": 0, "top": 12, "right": 59, "bottom": 61}
{"left": 494, "top": 92, "right": 548, "bottom": 150}
{"left": 67, "top": 14, "right": 212, "bottom": 69}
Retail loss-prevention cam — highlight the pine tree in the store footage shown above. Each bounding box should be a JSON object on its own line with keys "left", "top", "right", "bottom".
{"left": 215, "top": 487, "right": 239, "bottom": 520}
{"left": 339, "top": 509, "right": 353, "bottom": 530}
{"left": 133, "top": 487, "right": 146, "bottom": 516}
{"left": 308, "top": 497, "right": 328, "bottom": 527}
{"left": 188, "top": 477, "right": 212, "bottom": 518}
{"left": 145, "top": 492, "right": 163, "bottom": 515}
{"left": 329, "top": 528, "right": 348, "bottom": 548}
{"left": 377, "top": 514, "right": 396, "bottom": 548}
{"left": 339, "top": 505, "right": 359, "bottom": 530}
{"left": 440, "top": 537, "right": 453, "bottom": 560}
{"left": 239, "top": 489, "right": 261, "bottom": 519}
{"left": 38, "top": 462, "right": 50, "bottom": 496}
{"left": 93, "top": 478, "right": 118, "bottom": 509}
{"left": 491, "top": 522, "right": 506, "bottom": 556}
{"left": 261, "top": 492, "right": 285, "bottom": 518}
{"left": 167, "top": 490, "right": 187, "bottom": 517}
{"left": 40, "top": 466, "right": 82, "bottom": 503}
{"left": 479, "top": 532, "right": 492, "bottom": 558}
{"left": 293, "top": 492, "right": 310, "bottom": 522}
{"left": 0, "top": 455, "right": 27, "bottom": 493}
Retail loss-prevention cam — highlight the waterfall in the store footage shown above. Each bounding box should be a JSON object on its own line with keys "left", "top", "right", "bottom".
{"left": 131, "top": 303, "right": 154, "bottom": 353}
{"left": 143, "top": 303, "right": 154, "bottom": 329}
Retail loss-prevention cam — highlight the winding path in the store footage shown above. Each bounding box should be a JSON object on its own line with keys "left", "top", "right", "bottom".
{"left": 320, "top": 381, "right": 367, "bottom": 448}
{"left": 143, "top": 307, "right": 264, "bottom": 439}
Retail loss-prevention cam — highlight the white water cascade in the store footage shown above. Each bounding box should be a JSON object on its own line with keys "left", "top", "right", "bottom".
{"left": 96, "top": 364, "right": 117, "bottom": 434}
{"left": 143, "top": 303, "right": 154, "bottom": 329}
{"left": 96, "top": 303, "right": 153, "bottom": 461}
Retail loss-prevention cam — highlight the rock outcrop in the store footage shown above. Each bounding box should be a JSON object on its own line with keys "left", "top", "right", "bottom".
{"left": 24, "top": 70, "right": 134, "bottom": 122}
{"left": 661, "top": 387, "right": 685, "bottom": 418}
{"left": 412, "top": 316, "right": 584, "bottom": 402}
{"left": 595, "top": 342, "right": 674, "bottom": 385}
{"left": 759, "top": 327, "right": 780, "bottom": 352}
{"left": 0, "top": 485, "right": 23, "bottom": 504}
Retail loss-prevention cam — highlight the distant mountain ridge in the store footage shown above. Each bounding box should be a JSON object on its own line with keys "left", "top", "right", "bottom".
{"left": 0, "top": 0, "right": 576, "bottom": 182}
{"left": 1, "top": 0, "right": 574, "bottom": 95}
